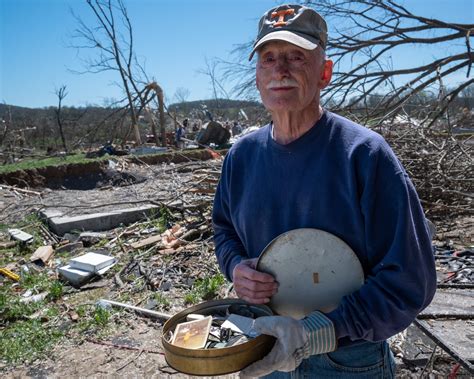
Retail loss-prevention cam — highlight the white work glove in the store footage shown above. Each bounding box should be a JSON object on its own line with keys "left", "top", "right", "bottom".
{"left": 240, "top": 311, "right": 337, "bottom": 378}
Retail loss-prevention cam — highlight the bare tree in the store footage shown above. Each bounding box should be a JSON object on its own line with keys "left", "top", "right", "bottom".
{"left": 218, "top": 41, "right": 258, "bottom": 101}
{"left": 55, "top": 85, "right": 69, "bottom": 153}
{"left": 141, "top": 82, "right": 166, "bottom": 147}
{"left": 71, "top": 0, "right": 147, "bottom": 144}
{"left": 306, "top": 0, "right": 474, "bottom": 126}
{"left": 174, "top": 87, "right": 191, "bottom": 104}
{"left": 0, "top": 102, "right": 13, "bottom": 147}
{"left": 198, "top": 58, "right": 231, "bottom": 116}
{"left": 221, "top": 0, "right": 473, "bottom": 127}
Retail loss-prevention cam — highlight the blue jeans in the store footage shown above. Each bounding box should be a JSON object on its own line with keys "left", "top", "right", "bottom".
{"left": 261, "top": 341, "right": 395, "bottom": 379}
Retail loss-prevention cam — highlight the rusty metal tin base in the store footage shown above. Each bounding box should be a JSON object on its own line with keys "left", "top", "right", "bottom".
{"left": 162, "top": 299, "right": 275, "bottom": 376}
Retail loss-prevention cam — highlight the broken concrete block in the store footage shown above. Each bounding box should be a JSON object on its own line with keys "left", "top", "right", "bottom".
{"left": 41, "top": 204, "right": 160, "bottom": 236}
{"left": 30, "top": 245, "right": 54, "bottom": 265}
{"left": 58, "top": 262, "right": 115, "bottom": 287}
{"left": 8, "top": 229, "right": 34, "bottom": 243}
{"left": 69, "top": 252, "right": 116, "bottom": 273}
{"left": 58, "top": 265, "right": 94, "bottom": 287}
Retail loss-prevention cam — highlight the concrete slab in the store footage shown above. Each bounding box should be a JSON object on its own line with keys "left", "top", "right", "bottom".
{"left": 58, "top": 265, "right": 93, "bottom": 287}
{"left": 420, "top": 288, "right": 474, "bottom": 317}
{"left": 41, "top": 204, "right": 159, "bottom": 236}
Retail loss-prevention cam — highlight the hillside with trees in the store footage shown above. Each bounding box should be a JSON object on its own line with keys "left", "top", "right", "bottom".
{"left": 0, "top": 99, "right": 267, "bottom": 158}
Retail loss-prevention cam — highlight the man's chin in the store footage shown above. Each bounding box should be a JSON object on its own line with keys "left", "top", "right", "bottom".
{"left": 265, "top": 99, "right": 302, "bottom": 113}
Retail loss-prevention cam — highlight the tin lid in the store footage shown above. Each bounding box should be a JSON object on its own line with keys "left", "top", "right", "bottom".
{"left": 256, "top": 228, "right": 364, "bottom": 319}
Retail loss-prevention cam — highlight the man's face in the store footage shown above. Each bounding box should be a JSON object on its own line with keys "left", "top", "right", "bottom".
{"left": 255, "top": 41, "right": 332, "bottom": 114}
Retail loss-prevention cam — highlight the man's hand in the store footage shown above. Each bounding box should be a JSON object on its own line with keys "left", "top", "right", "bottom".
{"left": 232, "top": 258, "right": 278, "bottom": 304}
{"left": 240, "top": 312, "right": 337, "bottom": 378}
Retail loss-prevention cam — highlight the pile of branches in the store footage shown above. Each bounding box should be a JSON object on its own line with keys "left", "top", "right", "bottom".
{"left": 379, "top": 120, "right": 473, "bottom": 220}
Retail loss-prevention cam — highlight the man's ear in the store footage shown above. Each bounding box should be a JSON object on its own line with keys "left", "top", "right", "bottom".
{"left": 319, "top": 59, "right": 333, "bottom": 89}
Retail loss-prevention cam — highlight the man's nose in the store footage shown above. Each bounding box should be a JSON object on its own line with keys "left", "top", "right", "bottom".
{"left": 274, "top": 56, "right": 290, "bottom": 76}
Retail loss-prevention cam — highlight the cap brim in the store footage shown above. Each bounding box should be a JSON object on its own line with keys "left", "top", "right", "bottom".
{"left": 249, "top": 30, "right": 319, "bottom": 61}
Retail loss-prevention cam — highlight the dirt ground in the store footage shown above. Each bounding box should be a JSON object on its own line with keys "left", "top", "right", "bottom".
{"left": 1, "top": 156, "right": 472, "bottom": 378}
{"left": 3, "top": 316, "right": 239, "bottom": 379}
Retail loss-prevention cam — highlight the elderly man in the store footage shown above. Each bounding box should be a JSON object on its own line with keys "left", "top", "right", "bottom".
{"left": 212, "top": 4, "right": 436, "bottom": 378}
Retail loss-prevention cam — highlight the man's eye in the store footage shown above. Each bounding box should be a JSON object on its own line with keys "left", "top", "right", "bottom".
{"left": 263, "top": 56, "right": 275, "bottom": 63}
{"left": 288, "top": 55, "right": 304, "bottom": 61}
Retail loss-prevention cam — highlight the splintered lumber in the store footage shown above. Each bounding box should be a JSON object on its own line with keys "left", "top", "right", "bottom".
{"left": 30, "top": 245, "right": 54, "bottom": 264}
{"left": 131, "top": 235, "right": 162, "bottom": 249}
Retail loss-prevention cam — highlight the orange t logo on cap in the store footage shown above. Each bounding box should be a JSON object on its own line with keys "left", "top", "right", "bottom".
{"left": 271, "top": 8, "right": 295, "bottom": 27}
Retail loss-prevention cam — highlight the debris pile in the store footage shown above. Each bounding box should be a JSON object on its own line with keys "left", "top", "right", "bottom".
{"left": 0, "top": 144, "right": 472, "bottom": 376}
{"left": 0, "top": 158, "right": 226, "bottom": 313}
{"left": 382, "top": 126, "right": 473, "bottom": 219}
{"left": 434, "top": 247, "right": 473, "bottom": 284}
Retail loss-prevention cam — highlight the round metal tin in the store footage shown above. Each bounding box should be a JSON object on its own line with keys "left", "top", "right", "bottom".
{"left": 257, "top": 228, "right": 364, "bottom": 319}
{"left": 161, "top": 299, "right": 275, "bottom": 376}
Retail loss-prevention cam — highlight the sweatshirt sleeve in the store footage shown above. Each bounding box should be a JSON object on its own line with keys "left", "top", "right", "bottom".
{"left": 212, "top": 153, "right": 246, "bottom": 281}
{"left": 326, "top": 139, "right": 437, "bottom": 342}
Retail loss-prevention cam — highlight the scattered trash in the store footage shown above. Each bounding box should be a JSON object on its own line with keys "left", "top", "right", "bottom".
{"left": 20, "top": 291, "right": 48, "bottom": 304}
{"left": 8, "top": 228, "right": 34, "bottom": 243}
{"left": 435, "top": 248, "right": 474, "bottom": 283}
{"left": 0, "top": 267, "right": 20, "bottom": 281}
{"left": 30, "top": 245, "right": 54, "bottom": 265}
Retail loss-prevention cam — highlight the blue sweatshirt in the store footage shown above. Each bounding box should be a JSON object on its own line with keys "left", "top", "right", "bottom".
{"left": 212, "top": 111, "right": 436, "bottom": 346}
